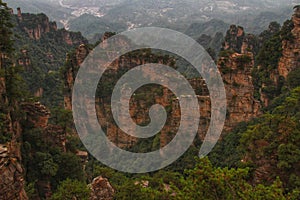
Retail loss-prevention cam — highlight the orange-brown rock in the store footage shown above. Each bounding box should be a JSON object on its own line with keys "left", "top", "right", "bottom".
{"left": 19, "top": 13, "right": 56, "bottom": 40}
{"left": 64, "top": 44, "right": 91, "bottom": 110}
{"left": 0, "top": 51, "right": 28, "bottom": 200}
{"left": 218, "top": 52, "right": 261, "bottom": 130}
{"left": 278, "top": 6, "right": 300, "bottom": 78}
{"left": 0, "top": 144, "right": 28, "bottom": 200}
{"left": 17, "top": 49, "right": 32, "bottom": 71}
{"left": 21, "top": 102, "right": 51, "bottom": 128}
{"left": 63, "top": 32, "right": 262, "bottom": 149}
{"left": 15, "top": 9, "right": 87, "bottom": 46}
{"left": 223, "top": 25, "right": 245, "bottom": 53}
{"left": 89, "top": 176, "right": 115, "bottom": 200}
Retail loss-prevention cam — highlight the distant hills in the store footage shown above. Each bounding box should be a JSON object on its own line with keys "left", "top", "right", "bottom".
{"left": 7, "top": 0, "right": 296, "bottom": 40}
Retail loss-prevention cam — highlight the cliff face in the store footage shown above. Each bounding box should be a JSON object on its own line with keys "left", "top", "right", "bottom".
{"left": 218, "top": 52, "right": 261, "bottom": 130}
{"left": 219, "top": 26, "right": 262, "bottom": 130}
{"left": 0, "top": 144, "right": 28, "bottom": 200}
{"left": 64, "top": 44, "right": 91, "bottom": 111}
{"left": 63, "top": 42, "right": 179, "bottom": 148}
{"left": 222, "top": 25, "right": 259, "bottom": 55}
{"left": 21, "top": 101, "right": 71, "bottom": 199}
{"left": 14, "top": 8, "right": 88, "bottom": 45}
{"left": 63, "top": 30, "right": 261, "bottom": 149}
{"left": 0, "top": 53, "right": 28, "bottom": 200}
{"left": 278, "top": 7, "right": 300, "bottom": 78}
{"left": 13, "top": 9, "right": 88, "bottom": 106}
{"left": 256, "top": 7, "right": 300, "bottom": 107}
{"left": 21, "top": 102, "right": 50, "bottom": 128}
{"left": 223, "top": 25, "right": 245, "bottom": 53}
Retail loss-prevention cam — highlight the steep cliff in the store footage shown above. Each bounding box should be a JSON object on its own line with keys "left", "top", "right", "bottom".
{"left": 0, "top": 144, "right": 28, "bottom": 200}
{"left": 254, "top": 6, "right": 299, "bottom": 107}
{"left": 12, "top": 8, "right": 88, "bottom": 108}
{"left": 278, "top": 6, "right": 300, "bottom": 78}
{"left": 63, "top": 28, "right": 263, "bottom": 150}
{"left": 218, "top": 51, "right": 261, "bottom": 131}
{"left": 14, "top": 7, "right": 87, "bottom": 44}
{"left": 64, "top": 44, "right": 91, "bottom": 111}
{"left": 0, "top": 5, "right": 28, "bottom": 194}
{"left": 0, "top": 49, "right": 28, "bottom": 200}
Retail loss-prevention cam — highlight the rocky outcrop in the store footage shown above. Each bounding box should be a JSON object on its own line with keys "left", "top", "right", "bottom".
{"left": 89, "top": 176, "right": 115, "bottom": 200}
{"left": 21, "top": 102, "right": 67, "bottom": 198}
{"left": 257, "top": 7, "right": 300, "bottom": 107}
{"left": 0, "top": 144, "right": 28, "bottom": 200}
{"left": 22, "top": 102, "right": 67, "bottom": 152}
{"left": 223, "top": 25, "right": 259, "bottom": 55}
{"left": 63, "top": 30, "right": 262, "bottom": 149}
{"left": 17, "top": 8, "right": 57, "bottom": 40}
{"left": 0, "top": 52, "right": 28, "bottom": 200}
{"left": 21, "top": 102, "right": 51, "bottom": 128}
{"left": 15, "top": 8, "right": 87, "bottom": 45}
{"left": 17, "top": 49, "right": 31, "bottom": 71}
{"left": 218, "top": 52, "right": 261, "bottom": 130}
{"left": 278, "top": 6, "right": 300, "bottom": 78}
{"left": 64, "top": 44, "right": 91, "bottom": 110}
{"left": 219, "top": 25, "right": 262, "bottom": 130}
{"left": 223, "top": 25, "right": 245, "bottom": 53}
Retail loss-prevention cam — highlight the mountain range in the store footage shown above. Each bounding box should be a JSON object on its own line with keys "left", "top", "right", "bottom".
{"left": 7, "top": 0, "right": 298, "bottom": 40}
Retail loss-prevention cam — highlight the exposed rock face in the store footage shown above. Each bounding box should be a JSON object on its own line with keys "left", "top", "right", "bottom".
{"left": 21, "top": 102, "right": 51, "bottom": 128}
{"left": 21, "top": 102, "right": 69, "bottom": 198}
{"left": 218, "top": 52, "right": 261, "bottom": 130}
{"left": 18, "top": 12, "right": 57, "bottom": 40}
{"left": 17, "top": 49, "right": 31, "bottom": 71}
{"left": 90, "top": 176, "right": 115, "bottom": 200}
{"left": 278, "top": 7, "right": 300, "bottom": 78}
{"left": 21, "top": 103, "right": 67, "bottom": 152}
{"left": 0, "top": 144, "right": 28, "bottom": 200}
{"left": 223, "top": 25, "right": 245, "bottom": 53}
{"left": 64, "top": 44, "right": 90, "bottom": 110}
{"left": 223, "top": 25, "right": 259, "bottom": 56}
{"left": 219, "top": 25, "right": 262, "bottom": 130}
{"left": 17, "top": 7, "right": 22, "bottom": 21}
{"left": 257, "top": 7, "right": 300, "bottom": 107}
{"left": 0, "top": 52, "right": 28, "bottom": 200}
{"left": 15, "top": 8, "right": 87, "bottom": 45}
{"left": 63, "top": 30, "right": 262, "bottom": 149}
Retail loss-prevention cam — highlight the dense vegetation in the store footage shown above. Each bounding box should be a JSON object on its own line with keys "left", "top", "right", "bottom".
{"left": 252, "top": 20, "right": 294, "bottom": 100}
{"left": 1, "top": 0, "right": 300, "bottom": 199}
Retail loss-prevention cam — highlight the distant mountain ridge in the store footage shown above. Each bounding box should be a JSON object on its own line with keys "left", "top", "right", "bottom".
{"left": 7, "top": 0, "right": 296, "bottom": 41}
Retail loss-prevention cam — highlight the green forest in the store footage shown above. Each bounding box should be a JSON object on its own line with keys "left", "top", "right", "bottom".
{"left": 0, "top": 0, "right": 300, "bottom": 199}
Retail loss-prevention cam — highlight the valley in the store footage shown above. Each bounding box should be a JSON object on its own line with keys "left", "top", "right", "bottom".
{"left": 0, "top": 1, "right": 300, "bottom": 199}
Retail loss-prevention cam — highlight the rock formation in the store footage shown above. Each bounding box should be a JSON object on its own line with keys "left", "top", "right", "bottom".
{"left": 223, "top": 25, "right": 245, "bottom": 53}
{"left": 64, "top": 44, "right": 91, "bottom": 110}
{"left": 249, "top": 5, "right": 300, "bottom": 185}
{"left": 89, "top": 176, "right": 115, "bottom": 200}
{"left": 0, "top": 53, "right": 28, "bottom": 200}
{"left": 63, "top": 29, "right": 262, "bottom": 149}
{"left": 257, "top": 6, "right": 300, "bottom": 107}
{"left": 0, "top": 144, "right": 28, "bottom": 200}
{"left": 15, "top": 8, "right": 86, "bottom": 44}
{"left": 278, "top": 6, "right": 300, "bottom": 78}
{"left": 218, "top": 51, "right": 261, "bottom": 130}
{"left": 17, "top": 49, "right": 31, "bottom": 71}
{"left": 17, "top": 7, "right": 22, "bottom": 21}
{"left": 21, "top": 102, "right": 51, "bottom": 128}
